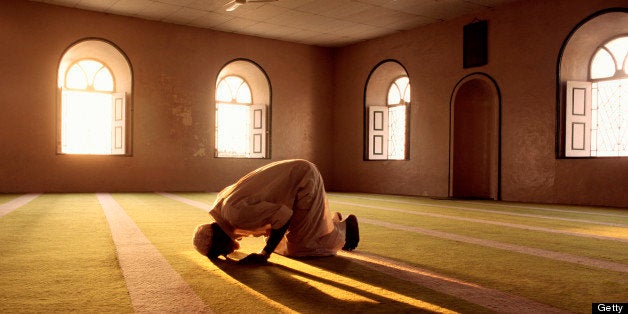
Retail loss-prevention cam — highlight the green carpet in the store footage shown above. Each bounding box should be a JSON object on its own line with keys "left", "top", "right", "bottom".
{"left": 156, "top": 192, "right": 628, "bottom": 313}
{"left": 113, "top": 193, "right": 483, "bottom": 313}
{"left": 0, "top": 194, "right": 21, "bottom": 206}
{"left": 327, "top": 193, "right": 627, "bottom": 311}
{"left": 0, "top": 194, "right": 132, "bottom": 313}
{"left": 330, "top": 198, "right": 627, "bottom": 263}
{"left": 1, "top": 192, "right": 626, "bottom": 313}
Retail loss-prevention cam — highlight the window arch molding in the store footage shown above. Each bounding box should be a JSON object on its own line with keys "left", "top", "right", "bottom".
{"left": 215, "top": 58, "right": 271, "bottom": 158}
{"left": 216, "top": 75, "right": 252, "bottom": 104}
{"left": 556, "top": 8, "right": 628, "bottom": 157}
{"left": 64, "top": 59, "right": 115, "bottom": 92}
{"left": 589, "top": 34, "right": 628, "bottom": 81}
{"left": 57, "top": 38, "right": 133, "bottom": 155}
{"left": 363, "top": 59, "right": 411, "bottom": 160}
{"left": 216, "top": 58, "right": 271, "bottom": 103}
{"left": 58, "top": 38, "right": 132, "bottom": 93}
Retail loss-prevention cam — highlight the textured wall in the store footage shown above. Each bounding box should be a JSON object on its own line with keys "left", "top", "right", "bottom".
{"left": 1, "top": 0, "right": 626, "bottom": 207}
{"left": 0, "top": 0, "right": 334, "bottom": 193}
{"left": 331, "top": 0, "right": 628, "bottom": 207}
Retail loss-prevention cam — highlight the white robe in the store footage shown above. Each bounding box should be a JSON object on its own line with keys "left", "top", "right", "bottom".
{"left": 210, "top": 159, "right": 345, "bottom": 256}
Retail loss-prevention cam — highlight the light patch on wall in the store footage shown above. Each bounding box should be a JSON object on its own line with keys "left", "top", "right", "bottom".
{"left": 160, "top": 74, "right": 194, "bottom": 127}
{"left": 192, "top": 136, "right": 210, "bottom": 158}
{"left": 193, "top": 148, "right": 206, "bottom": 157}
{"left": 172, "top": 104, "right": 193, "bottom": 126}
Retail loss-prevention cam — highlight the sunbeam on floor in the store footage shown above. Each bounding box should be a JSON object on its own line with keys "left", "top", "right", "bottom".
{"left": 0, "top": 192, "right": 626, "bottom": 313}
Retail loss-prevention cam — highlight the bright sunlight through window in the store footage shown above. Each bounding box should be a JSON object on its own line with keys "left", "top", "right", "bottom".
{"left": 387, "top": 77, "right": 410, "bottom": 160}
{"left": 590, "top": 36, "right": 627, "bottom": 156}
{"left": 215, "top": 76, "right": 254, "bottom": 157}
{"left": 61, "top": 60, "right": 123, "bottom": 155}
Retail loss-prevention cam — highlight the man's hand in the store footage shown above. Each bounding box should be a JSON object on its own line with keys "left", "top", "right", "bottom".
{"left": 238, "top": 253, "right": 269, "bottom": 265}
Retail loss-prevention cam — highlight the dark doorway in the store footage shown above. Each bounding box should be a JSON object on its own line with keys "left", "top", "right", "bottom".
{"left": 450, "top": 75, "right": 500, "bottom": 199}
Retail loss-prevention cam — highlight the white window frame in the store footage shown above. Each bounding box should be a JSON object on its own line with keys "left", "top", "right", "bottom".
{"left": 249, "top": 104, "right": 267, "bottom": 158}
{"left": 368, "top": 106, "right": 389, "bottom": 160}
{"left": 564, "top": 35, "right": 627, "bottom": 157}
{"left": 111, "top": 92, "right": 126, "bottom": 155}
{"left": 565, "top": 81, "right": 592, "bottom": 157}
{"left": 367, "top": 76, "right": 410, "bottom": 160}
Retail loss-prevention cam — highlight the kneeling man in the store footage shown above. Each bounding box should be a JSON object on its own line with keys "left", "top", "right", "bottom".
{"left": 193, "top": 159, "right": 359, "bottom": 264}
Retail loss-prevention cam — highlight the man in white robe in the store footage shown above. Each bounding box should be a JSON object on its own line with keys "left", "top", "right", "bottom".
{"left": 193, "top": 159, "right": 359, "bottom": 264}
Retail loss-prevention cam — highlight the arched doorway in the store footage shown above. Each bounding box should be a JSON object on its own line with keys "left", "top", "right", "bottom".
{"left": 450, "top": 74, "right": 500, "bottom": 199}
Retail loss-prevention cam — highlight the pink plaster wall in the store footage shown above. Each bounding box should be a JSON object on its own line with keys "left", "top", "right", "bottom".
{"left": 0, "top": 0, "right": 334, "bottom": 193}
{"left": 1, "top": 0, "right": 626, "bottom": 207}
{"left": 331, "top": 0, "right": 628, "bottom": 207}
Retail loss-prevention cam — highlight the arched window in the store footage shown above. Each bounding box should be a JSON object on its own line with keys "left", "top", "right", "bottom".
{"left": 589, "top": 36, "right": 627, "bottom": 156}
{"left": 386, "top": 77, "right": 410, "bottom": 160}
{"left": 564, "top": 34, "right": 627, "bottom": 157}
{"left": 215, "top": 60, "right": 270, "bottom": 158}
{"left": 590, "top": 36, "right": 628, "bottom": 80}
{"left": 365, "top": 61, "right": 410, "bottom": 160}
{"left": 58, "top": 39, "right": 131, "bottom": 155}
{"left": 215, "top": 76, "right": 255, "bottom": 157}
{"left": 65, "top": 60, "right": 115, "bottom": 91}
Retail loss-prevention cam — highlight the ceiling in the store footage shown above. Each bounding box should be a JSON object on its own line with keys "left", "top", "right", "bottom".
{"left": 29, "top": 0, "right": 520, "bottom": 47}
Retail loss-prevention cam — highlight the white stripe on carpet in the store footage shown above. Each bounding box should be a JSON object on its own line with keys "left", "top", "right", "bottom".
{"left": 162, "top": 193, "right": 568, "bottom": 312}
{"left": 0, "top": 194, "right": 41, "bottom": 217}
{"left": 330, "top": 194, "right": 628, "bottom": 223}
{"left": 339, "top": 251, "right": 568, "bottom": 314}
{"left": 157, "top": 192, "right": 212, "bottom": 210}
{"left": 330, "top": 200, "right": 628, "bottom": 242}
{"left": 158, "top": 193, "right": 626, "bottom": 272}
{"left": 456, "top": 200, "right": 628, "bottom": 218}
{"left": 97, "top": 193, "right": 211, "bottom": 313}
{"left": 360, "top": 217, "right": 628, "bottom": 273}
